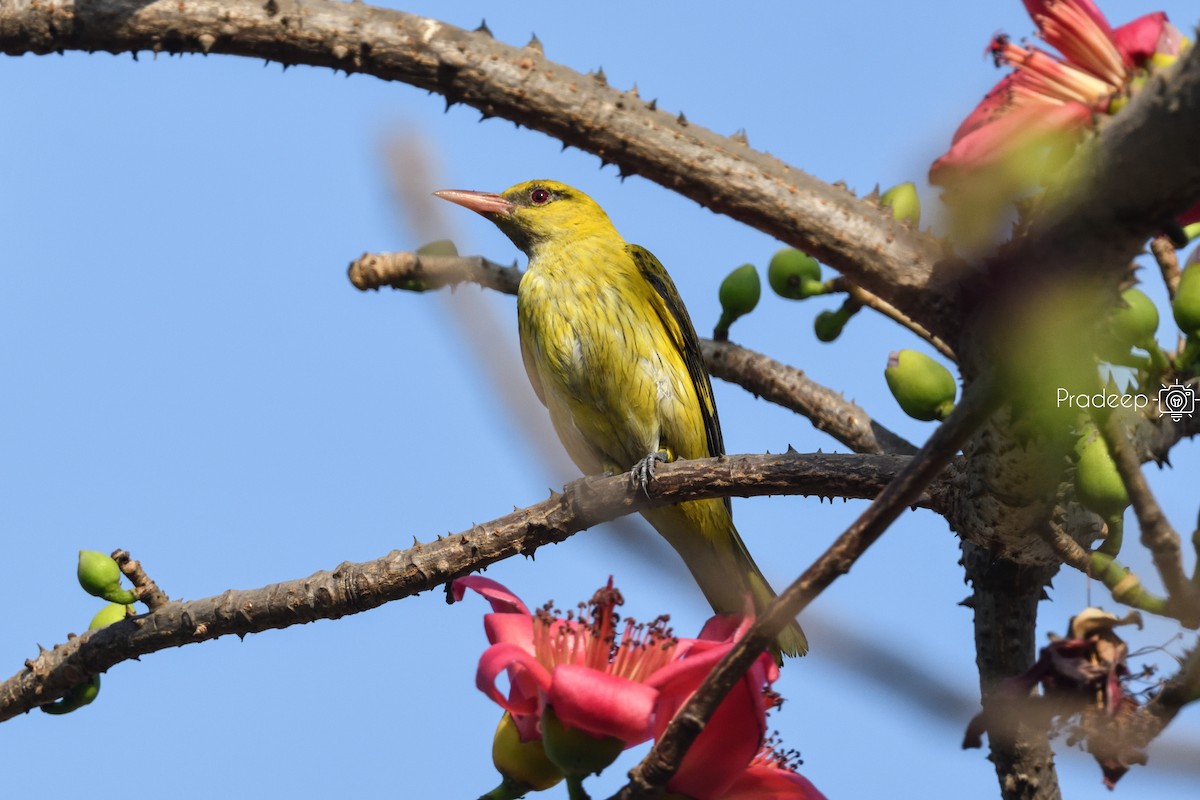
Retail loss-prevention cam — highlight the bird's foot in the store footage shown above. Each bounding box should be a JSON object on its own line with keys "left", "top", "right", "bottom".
{"left": 630, "top": 450, "right": 668, "bottom": 495}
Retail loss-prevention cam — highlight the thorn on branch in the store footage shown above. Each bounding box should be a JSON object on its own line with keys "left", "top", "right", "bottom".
{"left": 525, "top": 33, "right": 543, "bottom": 55}
{"left": 475, "top": 19, "right": 493, "bottom": 38}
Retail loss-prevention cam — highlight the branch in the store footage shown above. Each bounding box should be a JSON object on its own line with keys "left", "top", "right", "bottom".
{"left": 1102, "top": 414, "right": 1200, "bottom": 625}
{"left": 700, "top": 339, "right": 918, "bottom": 456}
{"left": 0, "top": 0, "right": 956, "bottom": 339}
{"left": 348, "top": 250, "right": 918, "bottom": 456}
{"left": 612, "top": 373, "right": 999, "bottom": 799}
{"left": 1, "top": 451, "right": 935, "bottom": 722}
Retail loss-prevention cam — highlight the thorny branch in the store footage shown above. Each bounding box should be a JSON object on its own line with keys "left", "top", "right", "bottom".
{"left": 0, "top": 0, "right": 956, "bottom": 339}
{"left": 611, "top": 373, "right": 1001, "bottom": 799}
{"left": 1, "top": 451, "right": 930, "bottom": 721}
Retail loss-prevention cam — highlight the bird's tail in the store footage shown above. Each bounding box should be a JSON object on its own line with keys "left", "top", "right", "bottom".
{"left": 643, "top": 500, "right": 808, "bottom": 658}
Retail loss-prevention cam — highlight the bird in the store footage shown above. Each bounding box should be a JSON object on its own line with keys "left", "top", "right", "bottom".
{"left": 435, "top": 179, "right": 807, "bottom": 657}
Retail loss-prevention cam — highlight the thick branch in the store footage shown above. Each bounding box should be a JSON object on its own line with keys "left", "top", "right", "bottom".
{"left": 0, "top": 0, "right": 956, "bottom": 339}
{"left": 1, "top": 451, "right": 932, "bottom": 722}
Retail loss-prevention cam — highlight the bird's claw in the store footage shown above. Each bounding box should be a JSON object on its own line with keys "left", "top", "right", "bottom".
{"left": 630, "top": 451, "right": 668, "bottom": 495}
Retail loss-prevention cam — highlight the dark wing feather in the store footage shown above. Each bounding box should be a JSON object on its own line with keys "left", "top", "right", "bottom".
{"left": 626, "top": 244, "right": 725, "bottom": 463}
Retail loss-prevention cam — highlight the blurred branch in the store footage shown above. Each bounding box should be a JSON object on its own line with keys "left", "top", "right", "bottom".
{"left": 1102, "top": 415, "right": 1200, "bottom": 626}
{"left": 612, "top": 371, "right": 999, "bottom": 799}
{"left": 350, "top": 249, "right": 918, "bottom": 456}
{"left": 0, "top": 450, "right": 939, "bottom": 722}
{"left": 0, "top": 0, "right": 957, "bottom": 340}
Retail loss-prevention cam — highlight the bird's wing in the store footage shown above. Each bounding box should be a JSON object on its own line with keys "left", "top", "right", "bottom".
{"left": 626, "top": 244, "right": 725, "bottom": 461}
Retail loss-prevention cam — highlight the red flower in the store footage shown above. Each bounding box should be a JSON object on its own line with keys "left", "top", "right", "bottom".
{"left": 720, "top": 745, "right": 830, "bottom": 800}
{"left": 931, "top": 0, "right": 1186, "bottom": 185}
{"left": 454, "top": 578, "right": 776, "bottom": 748}
{"left": 454, "top": 577, "right": 796, "bottom": 795}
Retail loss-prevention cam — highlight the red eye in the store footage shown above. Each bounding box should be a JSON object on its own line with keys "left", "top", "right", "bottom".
{"left": 530, "top": 188, "right": 551, "bottom": 205}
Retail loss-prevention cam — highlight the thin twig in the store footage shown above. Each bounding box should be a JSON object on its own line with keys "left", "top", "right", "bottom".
{"left": 829, "top": 277, "right": 957, "bottom": 361}
{"left": 610, "top": 375, "right": 999, "bottom": 799}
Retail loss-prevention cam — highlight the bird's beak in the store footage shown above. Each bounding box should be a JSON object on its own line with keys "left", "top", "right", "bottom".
{"left": 433, "top": 189, "right": 515, "bottom": 217}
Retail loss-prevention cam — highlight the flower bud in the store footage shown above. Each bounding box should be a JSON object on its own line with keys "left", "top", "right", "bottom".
{"left": 77, "top": 551, "right": 137, "bottom": 605}
{"left": 40, "top": 675, "right": 101, "bottom": 715}
{"left": 540, "top": 705, "right": 625, "bottom": 779}
{"left": 885, "top": 350, "right": 957, "bottom": 421}
{"left": 1109, "top": 288, "right": 1159, "bottom": 349}
{"left": 416, "top": 239, "right": 459, "bottom": 257}
{"left": 490, "top": 712, "right": 563, "bottom": 793}
{"left": 813, "top": 309, "right": 847, "bottom": 342}
{"left": 1075, "top": 432, "right": 1130, "bottom": 518}
{"left": 88, "top": 603, "right": 131, "bottom": 631}
{"left": 880, "top": 181, "right": 921, "bottom": 227}
{"left": 714, "top": 264, "right": 761, "bottom": 340}
{"left": 767, "top": 248, "right": 822, "bottom": 300}
{"left": 1174, "top": 263, "right": 1200, "bottom": 338}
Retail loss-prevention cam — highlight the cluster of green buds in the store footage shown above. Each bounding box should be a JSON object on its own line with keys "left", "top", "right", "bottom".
{"left": 715, "top": 182, "right": 919, "bottom": 344}
{"left": 44, "top": 552, "right": 139, "bottom": 715}
{"left": 884, "top": 349, "right": 957, "bottom": 422}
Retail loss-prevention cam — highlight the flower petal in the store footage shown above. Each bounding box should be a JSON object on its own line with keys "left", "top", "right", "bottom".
{"left": 452, "top": 575, "right": 532, "bottom": 615}
{"left": 477, "top": 641, "right": 553, "bottom": 716}
{"left": 1112, "top": 12, "right": 1169, "bottom": 63}
{"left": 667, "top": 674, "right": 768, "bottom": 800}
{"left": 721, "top": 766, "right": 830, "bottom": 800}
{"left": 546, "top": 664, "right": 657, "bottom": 745}
{"left": 483, "top": 612, "right": 535, "bottom": 650}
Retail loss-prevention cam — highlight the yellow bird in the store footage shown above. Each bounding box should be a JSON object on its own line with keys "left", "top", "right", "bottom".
{"left": 435, "top": 180, "right": 807, "bottom": 657}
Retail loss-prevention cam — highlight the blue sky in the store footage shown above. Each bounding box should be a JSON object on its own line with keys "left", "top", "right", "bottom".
{"left": 2, "top": 1, "right": 1198, "bottom": 797}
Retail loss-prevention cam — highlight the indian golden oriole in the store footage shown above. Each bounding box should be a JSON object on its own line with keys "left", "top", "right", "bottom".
{"left": 435, "top": 180, "right": 807, "bottom": 657}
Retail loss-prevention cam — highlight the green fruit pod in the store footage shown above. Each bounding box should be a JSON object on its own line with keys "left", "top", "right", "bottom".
{"left": 880, "top": 181, "right": 921, "bottom": 227}
{"left": 76, "top": 550, "right": 137, "bottom": 604}
{"left": 1174, "top": 263, "right": 1200, "bottom": 337}
{"left": 88, "top": 603, "right": 131, "bottom": 631}
{"left": 718, "top": 263, "right": 761, "bottom": 318}
{"left": 1110, "top": 288, "right": 1159, "bottom": 348}
{"left": 1074, "top": 433, "right": 1130, "bottom": 518}
{"left": 491, "top": 712, "right": 563, "bottom": 793}
{"left": 885, "top": 350, "right": 957, "bottom": 421}
{"left": 767, "top": 248, "right": 822, "bottom": 300}
{"left": 415, "top": 239, "right": 459, "bottom": 257}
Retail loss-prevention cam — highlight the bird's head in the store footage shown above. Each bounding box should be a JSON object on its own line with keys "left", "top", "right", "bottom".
{"left": 434, "top": 180, "right": 618, "bottom": 256}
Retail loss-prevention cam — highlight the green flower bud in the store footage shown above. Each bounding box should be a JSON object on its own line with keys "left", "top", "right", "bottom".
{"left": 1075, "top": 432, "right": 1130, "bottom": 518}
{"left": 813, "top": 309, "right": 847, "bottom": 342}
{"left": 885, "top": 350, "right": 957, "bottom": 421}
{"left": 1110, "top": 288, "right": 1159, "bottom": 349}
{"left": 719, "top": 264, "right": 761, "bottom": 318}
{"left": 489, "top": 712, "right": 562, "bottom": 794}
{"left": 1183, "top": 223, "right": 1200, "bottom": 243}
{"left": 416, "top": 239, "right": 459, "bottom": 257}
{"left": 77, "top": 551, "right": 137, "bottom": 605}
{"left": 880, "top": 181, "right": 921, "bottom": 227}
{"left": 88, "top": 603, "right": 131, "bottom": 631}
{"left": 540, "top": 705, "right": 624, "bottom": 779}
{"left": 40, "top": 675, "right": 101, "bottom": 715}
{"left": 714, "top": 264, "right": 761, "bottom": 340}
{"left": 1174, "top": 263, "right": 1200, "bottom": 338}
{"left": 767, "top": 248, "right": 823, "bottom": 300}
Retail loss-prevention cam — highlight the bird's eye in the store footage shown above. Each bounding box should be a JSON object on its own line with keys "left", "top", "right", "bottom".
{"left": 529, "top": 188, "right": 551, "bottom": 205}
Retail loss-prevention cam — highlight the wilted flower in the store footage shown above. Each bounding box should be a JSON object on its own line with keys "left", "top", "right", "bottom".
{"left": 963, "top": 607, "right": 1146, "bottom": 788}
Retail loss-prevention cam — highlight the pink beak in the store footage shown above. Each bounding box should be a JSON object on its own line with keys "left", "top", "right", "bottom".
{"left": 433, "top": 189, "right": 515, "bottom": 217}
